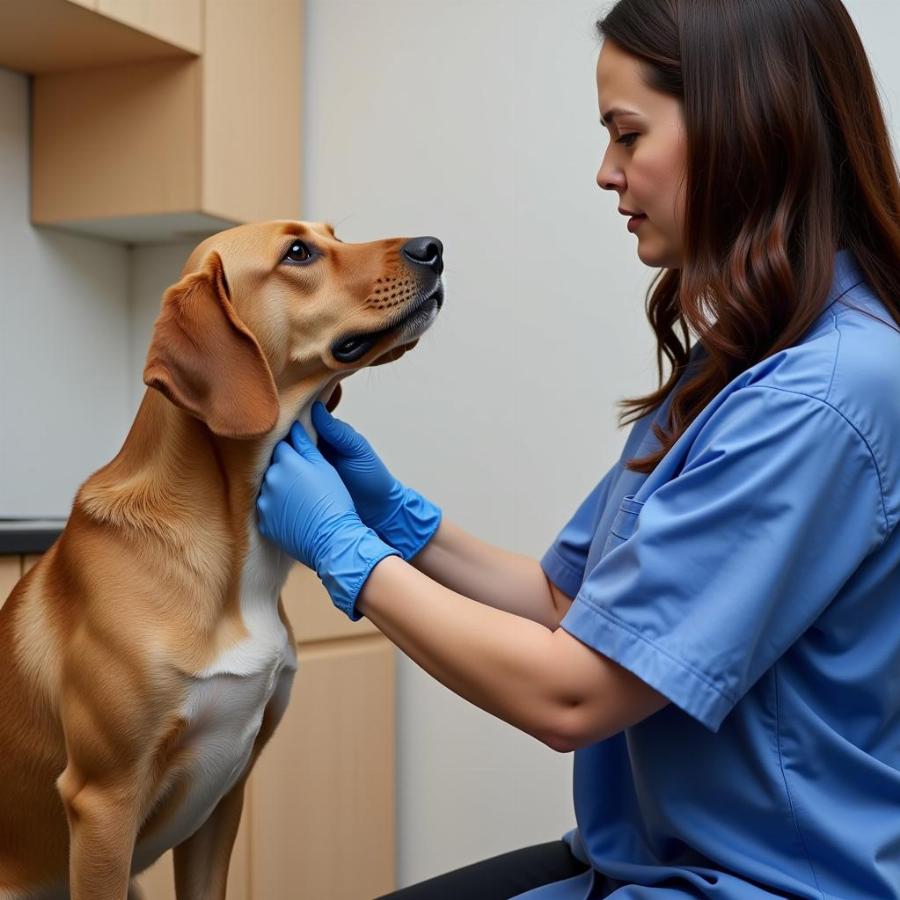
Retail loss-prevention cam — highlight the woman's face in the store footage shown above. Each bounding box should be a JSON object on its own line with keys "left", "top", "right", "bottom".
{"left": 595, "top": 40, "right": 687, "bottom": 269}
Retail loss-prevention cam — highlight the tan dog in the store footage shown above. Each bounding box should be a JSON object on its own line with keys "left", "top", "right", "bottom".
{"left": 0, "top": 221, "right": 444, "bottom": 899}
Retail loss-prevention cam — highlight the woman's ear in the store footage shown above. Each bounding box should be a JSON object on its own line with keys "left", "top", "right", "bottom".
{"left": 143, "top": 251, "right": 280, "bottom": 439}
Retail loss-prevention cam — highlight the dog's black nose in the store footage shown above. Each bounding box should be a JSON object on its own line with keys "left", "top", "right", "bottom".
{"left": 402, "top": 236, "right": 444, "bottom": 275}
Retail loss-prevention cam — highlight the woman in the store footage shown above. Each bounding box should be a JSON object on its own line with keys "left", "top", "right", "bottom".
{"left": 257, "top": 0, "right": 900, "bottom": 896}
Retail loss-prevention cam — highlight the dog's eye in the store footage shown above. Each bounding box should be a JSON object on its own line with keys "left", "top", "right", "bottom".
{"left": 284, "top": 241, "right": 312, "bottom": 263}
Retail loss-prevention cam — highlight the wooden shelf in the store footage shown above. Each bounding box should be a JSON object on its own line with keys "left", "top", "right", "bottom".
{"left": 0, "top": 0, "right": 198, "bottom": 75}
{"left": 33, "top": 212, "right": 241, "bottom": 245}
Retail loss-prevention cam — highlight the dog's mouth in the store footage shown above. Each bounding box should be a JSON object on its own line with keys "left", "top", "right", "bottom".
{"left": 332, "top": 282, "right": 444, "bottom": 364}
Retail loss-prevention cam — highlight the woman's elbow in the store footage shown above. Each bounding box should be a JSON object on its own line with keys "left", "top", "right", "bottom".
{"left": 538, "top": 729, "right": 577, "bottom": 753}
{"left": 537, "top": 705, "right": 605, "bottom": 753}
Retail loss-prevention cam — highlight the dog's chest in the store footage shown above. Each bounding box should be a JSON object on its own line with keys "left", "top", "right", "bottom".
{"left": 135, "top": 543, "right": 297, "bottom": 867}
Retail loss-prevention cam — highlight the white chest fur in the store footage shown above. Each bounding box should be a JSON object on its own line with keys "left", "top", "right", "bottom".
{"left": 133, "top": 529, "right": 298, "bottom": 871}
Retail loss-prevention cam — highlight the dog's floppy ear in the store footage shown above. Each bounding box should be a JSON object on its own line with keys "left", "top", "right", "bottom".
{"left": 143, "top": 251, "right": 279, "bottom": 439}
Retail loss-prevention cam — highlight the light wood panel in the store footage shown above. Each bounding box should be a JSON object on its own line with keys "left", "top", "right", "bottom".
{"left": 30, "top": 0, "right": 302, "bottom": 241}
{"left": 134, "top": 850, "right": 176, "bottom": 900}
{"left": 0, "top": 557, "right": 21, "bottom": 609}
{"left": 98, "top": 0, "right": 203, "bottom": 54}
{"left": 0, "top": 0, "right": 194, "bottom": 74}
{"left": 202, "top": 0, "right": 303, "bottom": 224}
{"left": 32, "top": 58, "right": 201, "bottom": 224}
{"left": 284, "top": 563, "right": 379, "bottom": 644}
{"left": 250, "top": 637, "right": 396, "bottom": 898}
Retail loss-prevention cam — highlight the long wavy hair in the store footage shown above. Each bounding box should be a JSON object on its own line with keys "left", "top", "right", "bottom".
{"left": 598, "top": 0, "right": 900, "bottom": 473}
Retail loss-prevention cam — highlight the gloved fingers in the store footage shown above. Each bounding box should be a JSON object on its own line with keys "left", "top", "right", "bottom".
{"left": 316, "top": 439, "right": 340, "bottom": 468}
{"left": 256, "top": 494, "right": 269, "bottom": 536}
{"left": 311, "top": 401, "right": 364, "bottom": 454}
{"left": 311, "top": 401, "right": 347, "bottom": 445}
{"left": 310, "top": 401, "right": 333, "bottom": 440}
{"left": 260, "top": 444, "right": 295, "bottom": 499}
{"left": 288, "top": 421, "right": 323, "bottom": 461}
{"left": 268, "top": 440, "right": 302, "bottom": 479}
{"left": 311, "top": 400, "right": 331, "bottom": 422}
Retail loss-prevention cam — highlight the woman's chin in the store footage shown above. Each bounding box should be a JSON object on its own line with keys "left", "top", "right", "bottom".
{"left": 636, "top": 235, "right": 680, "bottom": 269}
{"left": 636, "top": 243, "right": 663, "bottom": 268}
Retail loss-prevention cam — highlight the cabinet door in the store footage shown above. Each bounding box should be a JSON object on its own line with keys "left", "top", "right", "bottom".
{"left": 97, "top": 0, "right": 202, "bottom": 53}
{"left": 133, "top": 850, "right": 176, "bottom": 900}
{"left": 0, "top": 556, "right": 21, "bottom": 608}
{"left": 282, "top": 563, "right": 379, "bottom": 643}
{"left": 249, "top": 637, "right": 396, "bottom": 899}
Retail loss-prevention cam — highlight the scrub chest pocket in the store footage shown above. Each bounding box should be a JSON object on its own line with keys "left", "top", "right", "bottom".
{"left": 603, "top": 495, "right": 644, "bottom": 555}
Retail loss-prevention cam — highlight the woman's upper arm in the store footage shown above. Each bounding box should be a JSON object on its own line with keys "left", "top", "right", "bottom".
{"left": 548, "top": 626, "right": 670, "bottom": 750}
{"left": 548, "top": 579, "right": 575, "bottom": 627}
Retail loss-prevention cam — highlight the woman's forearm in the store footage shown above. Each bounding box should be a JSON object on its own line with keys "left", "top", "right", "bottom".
{"left": 357, "top": 555, "right": 669, "bottom": 752}
{"left": 410, "top": 518, "right": 566, "bottom": 628}
{"left": 358, "top": 555, "right": 578, "bottom": 749}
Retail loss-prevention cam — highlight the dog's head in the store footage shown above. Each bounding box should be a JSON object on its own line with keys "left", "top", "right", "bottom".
{"left": 143, "top": 220, "right": 444, "bottom": 438}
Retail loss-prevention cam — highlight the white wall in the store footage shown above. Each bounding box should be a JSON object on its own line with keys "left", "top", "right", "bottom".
{"left": 0, "top": 68, "right": 131, "bottom": 518}
{"left": 2, "top": 0, "right": 898, "bottom": 891}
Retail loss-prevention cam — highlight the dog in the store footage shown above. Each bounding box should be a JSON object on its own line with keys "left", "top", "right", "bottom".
{"left": 0, "top": 220, "right": 444, "bottom": 899}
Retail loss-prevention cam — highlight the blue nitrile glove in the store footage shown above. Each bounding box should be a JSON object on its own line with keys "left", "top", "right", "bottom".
{"left": 311, "top": 401, "right": 442, "bottom": 561}
{"left": 257, "top": 421, "right": 400, "bottom": 620}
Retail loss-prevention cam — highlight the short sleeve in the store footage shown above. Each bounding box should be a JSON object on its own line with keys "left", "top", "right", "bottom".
{"left": 561, "top": 386, "right": 888, "bottom": 732}
{"left": 540, "top": 465, "right": 618, "bottom": 598}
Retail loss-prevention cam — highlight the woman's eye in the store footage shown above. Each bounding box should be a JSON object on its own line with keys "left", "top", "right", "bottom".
{"left": 616, "top": 133, "right": 638, "bottom": 147}
{"left": 284, "top": 241, "right": 312, "bottom": 263}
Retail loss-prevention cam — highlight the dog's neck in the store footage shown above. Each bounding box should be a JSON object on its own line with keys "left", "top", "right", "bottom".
{"left": 74, "top": 387, "right": 323, "bottom": 574}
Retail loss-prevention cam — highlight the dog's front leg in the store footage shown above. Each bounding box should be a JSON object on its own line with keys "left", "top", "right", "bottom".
{"left": 172, "top": 775, "right": 248, "bottom": 900}
{"left": 58, "top": 766, "right": 142, "bottom": 900}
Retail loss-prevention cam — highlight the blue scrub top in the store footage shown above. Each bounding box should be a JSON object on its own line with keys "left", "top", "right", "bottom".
{"left": 529, "top": 249, "right": 900, "bottom": 899}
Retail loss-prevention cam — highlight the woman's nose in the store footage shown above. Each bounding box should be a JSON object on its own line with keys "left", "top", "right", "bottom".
{"left": 596, "top": 152, "right": 625, "bottom": 192}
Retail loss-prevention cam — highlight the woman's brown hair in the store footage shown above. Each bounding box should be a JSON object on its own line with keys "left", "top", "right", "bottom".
{"left": 598, "top": 0, "right": 900, "bottom": 473}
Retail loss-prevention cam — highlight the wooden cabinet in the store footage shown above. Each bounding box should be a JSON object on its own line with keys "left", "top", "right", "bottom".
{"left": 95, "top": 1, "right": 203, "bottom": 53}
{"left": 1, "top": 553, "right": 396, "bottom": 899}
{"left": 0, "top": 0, "right": 195, "bottom": 74}
{"left": 48, "top": 1, "right": 203, "bottom": 53}
{"left": 3, "top": 0, "right": 302, "bottom": 243}
{"left": 0, "top": 557, "right": 20, "bottom": 608}
{"left": 247, "top": 636, "right": 395, "bottom": 898}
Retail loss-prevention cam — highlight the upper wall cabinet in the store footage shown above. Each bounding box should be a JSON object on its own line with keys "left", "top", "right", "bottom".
{"left": 93, "top": 1, "right": 203, "bottom": 53}
{"left": 1, "top": 0, "right": 302, "bottom": 243}
{"left": 0, "top": 0, "right": 199, "bottom": 72}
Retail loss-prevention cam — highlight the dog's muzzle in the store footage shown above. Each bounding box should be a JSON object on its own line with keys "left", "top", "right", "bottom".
{"left": 332, "top": 281, "right": 444, "bottom": 364}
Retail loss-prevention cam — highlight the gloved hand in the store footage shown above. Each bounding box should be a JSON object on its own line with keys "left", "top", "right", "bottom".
{"left": 257, "top": 421, "right": 400, "bottom": 620}
{"left": 311, "top": 401, "right": 442, "bottom": 561}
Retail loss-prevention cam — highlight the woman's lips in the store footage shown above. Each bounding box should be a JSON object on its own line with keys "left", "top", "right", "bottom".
{"left": 627, "top": 214, "right": 647, "bottom": 233}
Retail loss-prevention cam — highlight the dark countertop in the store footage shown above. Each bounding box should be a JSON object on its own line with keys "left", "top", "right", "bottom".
{"left": 0, "top": 519, "right": 66, "bottom": 555}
